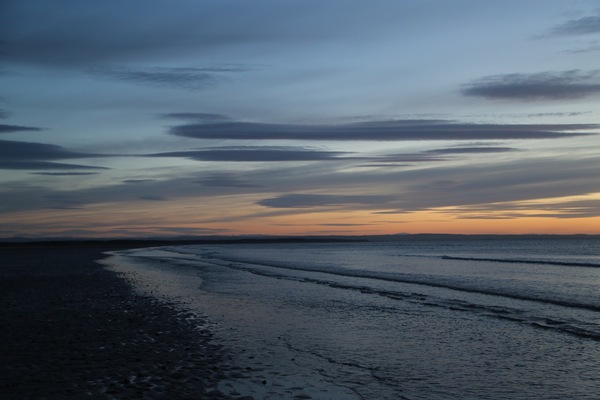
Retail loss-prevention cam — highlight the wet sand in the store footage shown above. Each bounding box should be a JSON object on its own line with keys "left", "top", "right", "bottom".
{"left": 0, "top": 245, "right": 243, "bottom": 399}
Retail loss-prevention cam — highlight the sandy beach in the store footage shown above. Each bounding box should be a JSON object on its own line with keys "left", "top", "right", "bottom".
{"left": 0, "top": 244, "right": 242, "bottom": 399}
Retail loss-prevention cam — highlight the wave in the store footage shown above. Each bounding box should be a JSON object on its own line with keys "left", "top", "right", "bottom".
{"left": 191, "top": 255, "right": 600, "bottom": 341}
{"left": 441, "top": 255, "right": 600, "bottom": 268}
{"left": 120, "top": 247, "right": 600, "bottom": 341}
{"left": 198, "top": 252, "right": 600, "bottom": 313}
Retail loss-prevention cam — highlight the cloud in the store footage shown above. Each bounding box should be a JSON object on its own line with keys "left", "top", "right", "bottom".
{"left": 243, "top": 155, "right": 600, "bottom": 216}
{"left": 1, "top": 0, "right": 401, "bottom": 70}
{"left": 1, "top": 151, "right": 599, "bottom": 222}
{"left": 258, "top": 193, "right": 395, "bottom": 209}
{"left": 31, "top": 172, "right": 99, "bottom": 176}
{"left": 548, "top": 14, "right": 600, "bottom": 36}
{"left": 42, "top": 192, "right": 90, "bottom": 210}
{"left": 2, "top": 0, "right": 260, "bottom": 81}
{"left": 137, "top": 195, "right": 168, "bottom": 201}
{"left": 147, "top": 146, "right": 352, "bottom": 162}
{"left": 355, "top": 163, "right": 412, "bottom": 168}
{"left": 194, "top": 173, "right": 259, "bottom": 188}
{"left": 445, "top": 199, "right": 600, "bottom": 220}
{"left": 121, "top": 179, "right": 156, "bottom": 184}
{"left": 0, "top": 1, "right": 260, "bottom": 68}
{"left": 525, "top": 112, "right": 590, "bottom": 117}
{"left": 0, "top": 124, "right": 43, "bottom": 134}
{"left": 426, "top": 146, "right": 518, "bottom": 154}
{"left": 394, "top": 156, "right": 600, "bottom": 212}
{"left": 0, "top": 109, "right": 9, "bottom": 119}
{"left": 0, "top": 139, "right": 106, "bottom": 170}
{"left": 0, "top": 161, "right": 105, "bottom": 170}
{"left": 160, "top": 112, "right": 233, "bottom": 122}
{"left": 371, "top": 154, "right": 446, "bottom": 163}
{"left": 90, "top": 66, "right": 228, "bottom": 90}
{"left": 0, "top": 140, "right": 98, "bottom": 160}
{"left": 3, "top": 0, "right": 258, "bottom": 91}
{"left": 248, "top": 154, "right": 600, "bottom": 215}
{"left": 563, "top": 43, "right": 600, "bottom": 55}
{"left": 462, "top": 70, "right": 600, "bottom": 101}
{"left": 169, "top": 118, "right": 597, "bottom": 141}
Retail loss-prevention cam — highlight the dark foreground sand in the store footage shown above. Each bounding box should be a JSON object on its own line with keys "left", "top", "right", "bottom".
{"left": 0, "top": 245, "right": 244, "bottom": 399}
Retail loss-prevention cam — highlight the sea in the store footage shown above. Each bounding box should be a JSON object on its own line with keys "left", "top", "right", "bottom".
{"left": 101, "top": 236, "right": 600, "bottom": 400}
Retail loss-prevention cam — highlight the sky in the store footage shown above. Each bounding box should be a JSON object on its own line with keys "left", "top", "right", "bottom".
{"left": 1, "top": 0, "right": 600, "bottom": 238}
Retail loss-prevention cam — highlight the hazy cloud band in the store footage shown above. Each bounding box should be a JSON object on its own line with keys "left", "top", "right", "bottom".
{"left": 169, "top": 119, "right": 597, "bottom": 141}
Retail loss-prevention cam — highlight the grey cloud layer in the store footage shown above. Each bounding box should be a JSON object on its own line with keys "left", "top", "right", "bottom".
{"left": 2, "top": 1, "right": 600, "bottom": 234}
{"left": 425, "top": 146, "right": 517, "bottom": 154}
{"left": 90, "top": 65, "right": 253, "bottom": 90}
{"left": 0, "top": 124, "right": 43, "bottom": 134}
{"left": 31, "top": 172, "right": 98, "bottom": 176}
{"left": 145, "top": 145, "right": 518, "bottom": 164}
{"left": 148, "top": 147, "right": 351, "bottom": 162}
{"left": 161, "top": 113, "right": 233, "bottom": 122}
{"left": 0, "top": 0, "right": 395, "bottom": 86}
{"left": 462, "top": 70, "right": 600, "bottom": 101}
{"left": 169, "top": 119, "right": 596, "bottom": 141}
{"left": 194, "top": 173, "right": 260, "bottom": 188}
{"left": 548, "top": 13, "right": 600, "bottom": 36}
{"left": 0, "top": 139, "right": 106, "bottom": 170}
{"left": 0, "top": 161, "right": 104, "bottom": 170}
{"left": 1, "top": 1, "right": 262, "bottom": 68}
{"left": 3, "top": 152, "right": 598, "bottom": 220}
{"left": 258, "top": 194, "right": 395, "bottom": 208}
{"left": 445, "top": 199, "right": 600, "bottom": 220}
{"left": 2, "top": 1, "right": 260, "bottom": 91}
{"left": 0, "top": 0, "right": 416, "bottom": 69}
{"left": 249, "top": 154, "right": 600, "bottom": 216}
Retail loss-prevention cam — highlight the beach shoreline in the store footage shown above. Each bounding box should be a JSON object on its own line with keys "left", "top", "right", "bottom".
{"left": 0, "top": 245, "right": 240, "bottom": 399}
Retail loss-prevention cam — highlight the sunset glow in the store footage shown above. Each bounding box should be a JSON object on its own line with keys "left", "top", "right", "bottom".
{"left": 1, "top": 1, "right": 600, "bottom": 238}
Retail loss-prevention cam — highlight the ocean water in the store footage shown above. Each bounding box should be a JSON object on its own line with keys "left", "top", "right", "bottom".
{"left": 102, "top": 237, "right": 600, "bottom": 399}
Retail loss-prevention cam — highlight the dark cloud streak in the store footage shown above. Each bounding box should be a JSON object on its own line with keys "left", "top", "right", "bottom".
{"left": 0, "top": 139, "right": 107, "bottom": 170}
{"left": 90, "top": 66, "right": 227, "bottom": 90}
{"left": 0, "top": 161, "right": 105, "bottom": 170}
{"left": 160, "top": 112, "right": 233, "bottom": 122}
{"left": 447, "top": 199, "right": 600, "bottom": 220}
{"left": 548, "top": 14, "right": 600, "bottom": 36}
{"left": 462, "top": 70, "right": 600, "bottom": 101}
{"left": 194, "top": 173, "right": 259, "bottom": 188}
{"left": 258, "top": 194, "right": 395, "bottom": 209}
{"left": 1, "top": 154, "right": 599, "bottom": 220}
{"left": 375, "top": 154, "right": 446, "bottom": 162}
{"left": 0, "top": 140, "right": 100, "bottom": 160}
{"left": 31, "top": 172, "right": 98, "bottom": 176}
{"left": 121, "top": 179, "right": 156, "bottom": 184}
{"left": 0, "top": 0, "right": 277, "bottom": 68}
{"left": 137, "top": 195, "right": 168, "bottom": 201}
{"left": 169, "top": 119, "right": 596, "bottom": 141}
{"left": 0, "top": 123, "right": 43, "bottom": 134}
{"left": 147, "top": 146, "right": 352, "bottom": 162}
{"left": 426, "top": 146, "right": 518, "bottom": 154}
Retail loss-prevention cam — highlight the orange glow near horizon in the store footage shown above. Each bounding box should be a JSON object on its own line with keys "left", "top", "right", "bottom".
{"left": 2, "top": 193, "right": 600, "bottom": 238}
{"left": 1, "top": 210, "right": 597, "bottom": 239}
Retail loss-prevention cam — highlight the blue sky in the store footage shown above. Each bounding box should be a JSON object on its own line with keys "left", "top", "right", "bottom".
{"left": 1, "top": 0, "right": 600, "bottom": 237}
